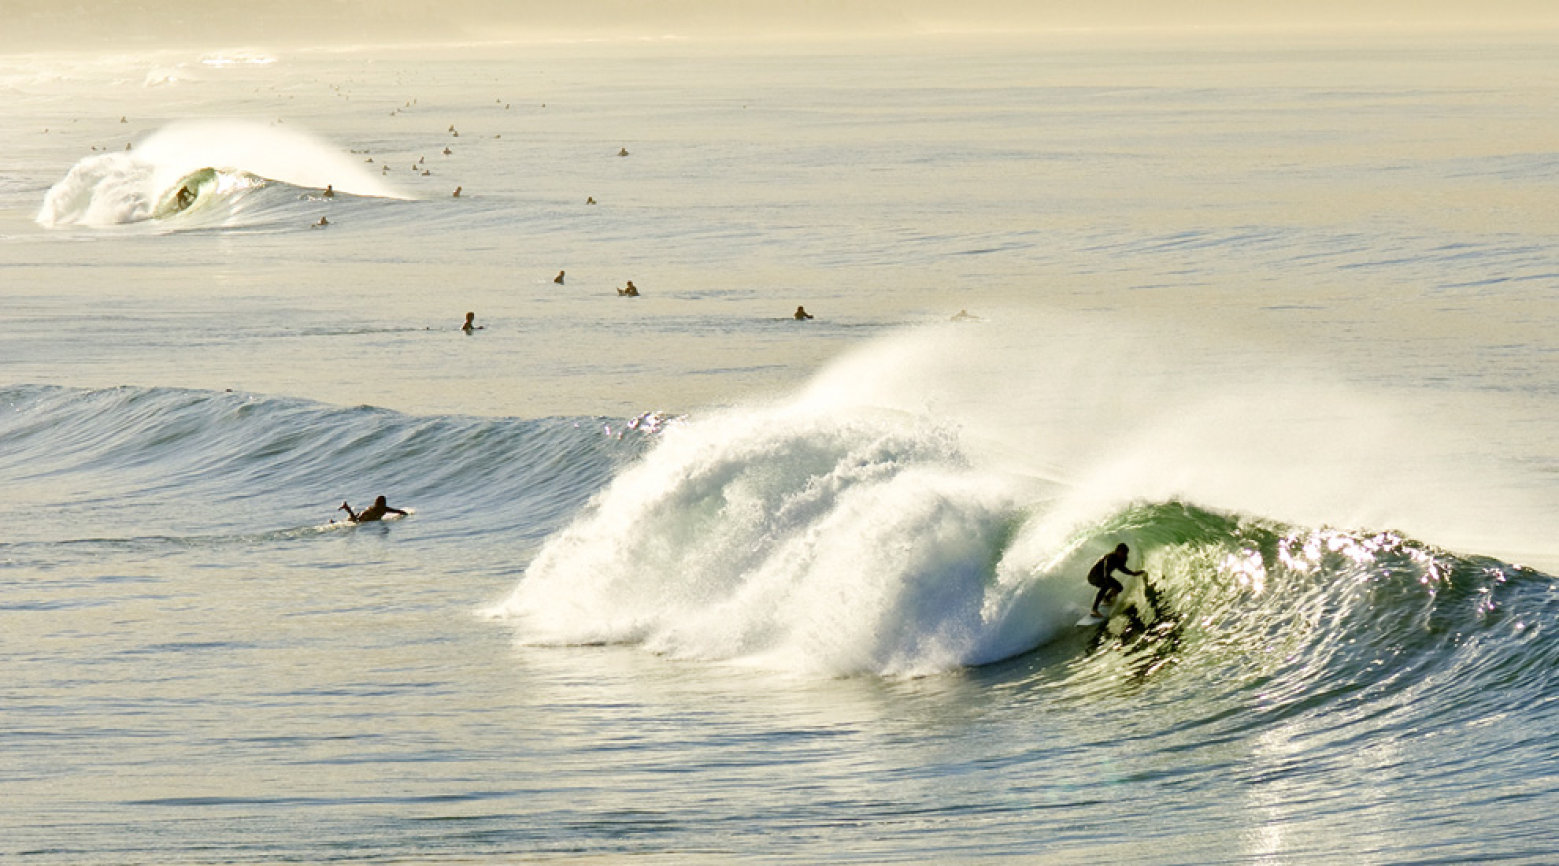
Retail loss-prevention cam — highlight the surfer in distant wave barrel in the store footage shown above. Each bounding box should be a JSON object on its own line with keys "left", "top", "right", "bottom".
{"left": 1087, "top": 542, "right": 1145, "bottom": 617}
{"left": 339, "top": 495, "right": 407, "bottom": 523}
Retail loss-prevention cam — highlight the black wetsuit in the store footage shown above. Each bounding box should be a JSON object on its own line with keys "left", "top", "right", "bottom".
{"left": 1087, "top": 549, "right": 1139, "bottom": 612}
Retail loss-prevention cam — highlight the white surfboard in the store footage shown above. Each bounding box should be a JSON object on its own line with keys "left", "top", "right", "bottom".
{"left": 1076, "top": 605, "right": 1113, "bottom": 627}
{"left": 1077, "top": 571, "right": 1141, "bottom": 626}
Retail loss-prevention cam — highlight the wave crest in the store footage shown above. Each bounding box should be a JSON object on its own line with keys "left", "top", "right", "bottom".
{"left": 489, "top": 399, "right": 1556, "bottom": 680}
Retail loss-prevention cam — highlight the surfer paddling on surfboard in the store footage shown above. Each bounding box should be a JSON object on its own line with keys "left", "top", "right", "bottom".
{"left": 339, "top": 495, "right": 408, "bottom": 523}
{"left": 1087, "top": 542, "right": 1145, "bottom": 617}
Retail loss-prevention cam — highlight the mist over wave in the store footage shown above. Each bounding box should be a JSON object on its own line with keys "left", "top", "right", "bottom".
{"left": 36, "top": 120, "right": 402, "bottom": 227}
{"left": 491, "top": 402, "right": 1069, "bottom": 676}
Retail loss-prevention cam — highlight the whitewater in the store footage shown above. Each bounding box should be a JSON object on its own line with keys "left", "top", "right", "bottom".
{"left": 2, "top": 36, "right": 1557, "bottom": 864}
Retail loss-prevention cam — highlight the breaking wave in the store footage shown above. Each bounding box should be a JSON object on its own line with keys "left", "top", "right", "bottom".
{"left": 36, "top": 120, "right": 404, "bottom": 228}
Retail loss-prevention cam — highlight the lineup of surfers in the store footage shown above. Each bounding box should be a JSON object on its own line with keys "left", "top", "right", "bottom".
{"left": 287, "top": 181, "right": 977, "bottom": 323}
{"left": 457, "top": 300, "right": 812, "bottom": 331}
{"left": 156, "top": 201, "right": 974, "bottom": 330}
{"left": 457, "top": 300, "right": 975, "bottom": 328}
{"left": 456, "top": 300, "right": 980, "bottom": 332}
{"left": 305, "top": 138, "right": 624, "bottom": 226}
{"left": 455, "top": 293, "right": 858, "bottom": 329}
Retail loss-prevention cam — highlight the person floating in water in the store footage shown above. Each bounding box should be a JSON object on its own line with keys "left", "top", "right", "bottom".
{"left": 1087, "top": 542, "right": 1146, "bottom": 617}
{"left": 322, "top": 184, "right": 334, "bottom": 198}
{"left": 618, "top": 147, "right": 629, "bottom": 157}
{"left": 461, "top": 311, "right": 482, "bottom": 332}
{"left": 585, "top": 196, "right": 596, "bottom": 205}
{"left": 315, "top": 216, "right": 329, "bottom": 227}
{"left": 452, "top": 186, "right": 462, "bottom": 197}
{"left": 554, "top": 270, "right": 565, "bottom": 285}
{"left": 339, "top": 495, "right": 407, "bottom": 523}
{"left": 793, "top": 305, "right": 813, "bottom": 320}
{"left": 617, "top": 281, "right": 639, "bottom": 296}
{"left": 951, "top": 309, "right": 979, "bottom": 322}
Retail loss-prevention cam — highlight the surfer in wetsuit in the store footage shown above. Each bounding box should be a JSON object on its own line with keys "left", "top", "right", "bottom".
{"left": 793, "top": 305, "right": 813, "bottom": 320}
{"left": 339, "top": 496, "right": 407, "bottom": 523}
{"left": 1088, "top": 543, "right": 1145, "bottom": 617}
{"left": 175, "top": 185, "right": 194, "bottom": 210}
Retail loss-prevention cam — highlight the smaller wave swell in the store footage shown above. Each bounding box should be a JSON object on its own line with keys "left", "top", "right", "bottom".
{"left": 0, "top": 384, "right": 666, "bottom": 545}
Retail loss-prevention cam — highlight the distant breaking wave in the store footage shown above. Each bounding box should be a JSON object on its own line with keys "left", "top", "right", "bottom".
{"left": 36, "top": 120, "right": 404, "bottom": 227}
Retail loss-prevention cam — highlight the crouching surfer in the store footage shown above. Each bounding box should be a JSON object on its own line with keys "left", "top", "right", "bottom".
{"left": 1087, "top": 542, "right": 1145, "bottom": 617}
{"left": 339, "top": 495, "right": 408, "bottom": 523}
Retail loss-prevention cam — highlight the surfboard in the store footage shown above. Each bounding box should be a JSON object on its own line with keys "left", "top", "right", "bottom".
{"left": 1076, "top": 606, "right": 1112, "bottom": 627}
{"left": 325, "top": 507, "right": 414, "bottom": 528}
{"left": 1077, "top": 570, "right": 1141, "bottom": 626}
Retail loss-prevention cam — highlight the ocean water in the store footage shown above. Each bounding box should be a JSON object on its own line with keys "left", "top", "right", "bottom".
{"left": 2, "top": 36, "right": 1557, "bottom": 863}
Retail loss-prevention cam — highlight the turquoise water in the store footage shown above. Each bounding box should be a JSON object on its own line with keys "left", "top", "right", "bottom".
{"left": 2, "top": 38, "right": 1557, "bottom": 863}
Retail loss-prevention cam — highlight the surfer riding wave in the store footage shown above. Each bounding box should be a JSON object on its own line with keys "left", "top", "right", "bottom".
{"left": 1087, "top": 542, "right": 1145, "bottom": 617}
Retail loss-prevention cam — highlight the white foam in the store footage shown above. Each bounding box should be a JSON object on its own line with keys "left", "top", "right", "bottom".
{"left": 490, "top": 397, "right": 1088, "bottom": 676}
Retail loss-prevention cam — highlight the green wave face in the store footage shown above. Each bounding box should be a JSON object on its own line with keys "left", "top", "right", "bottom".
{"left": 153, "top": 167, "right": 223, "bottom": 217}
{"left": 1070, "top": 499, "right": 1552, "bottom": 705}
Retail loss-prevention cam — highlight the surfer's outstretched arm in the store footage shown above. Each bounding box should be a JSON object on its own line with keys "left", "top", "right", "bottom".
{"left": 385, "top": 506, "right": 408, "bottom": 517}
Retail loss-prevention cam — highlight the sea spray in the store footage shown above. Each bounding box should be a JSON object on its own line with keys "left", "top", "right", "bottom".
{"left": 793, "top": 315, "right": 1553, "bottom": 569}
{"left": 490, "top": 402, "right": 1090, "bottom": 676}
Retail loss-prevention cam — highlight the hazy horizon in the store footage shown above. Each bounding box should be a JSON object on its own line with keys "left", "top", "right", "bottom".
{"left": 6, "top": 0, "right": 1559, "bottom": 52}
